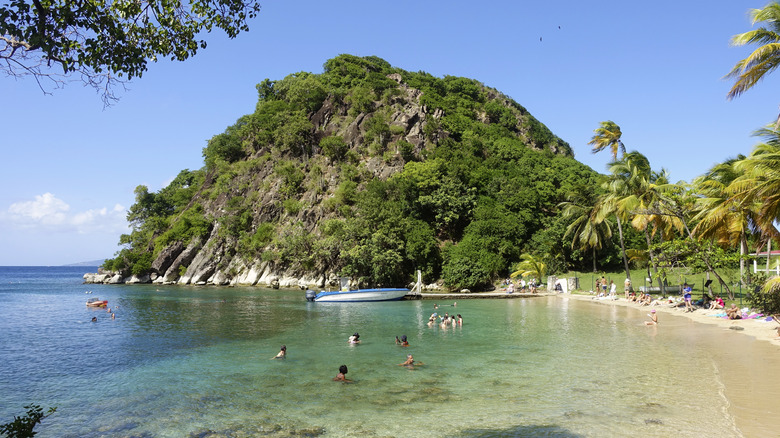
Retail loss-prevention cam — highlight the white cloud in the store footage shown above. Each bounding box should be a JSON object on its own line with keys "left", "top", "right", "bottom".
{"left": 2, "top": 194, "right": 129, "bottom": 235}
{"left": 8, "top": 192, "right": 69, "bottom": 225}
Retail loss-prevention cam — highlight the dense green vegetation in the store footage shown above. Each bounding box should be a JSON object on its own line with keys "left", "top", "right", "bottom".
{"left": 105, "top": 54, "right": 621, "bottom": 289}
{"left": 105, "top": 46, "right": 780, "bottom": 308}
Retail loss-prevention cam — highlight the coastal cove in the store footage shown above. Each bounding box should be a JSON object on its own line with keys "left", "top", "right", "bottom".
{"left": 2, "top": 267, "right": 779, "bottom": 437}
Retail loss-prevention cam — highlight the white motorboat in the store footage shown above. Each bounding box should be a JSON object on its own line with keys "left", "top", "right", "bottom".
{"left": 307, "top": 287, "right": 409, "bottom": 302}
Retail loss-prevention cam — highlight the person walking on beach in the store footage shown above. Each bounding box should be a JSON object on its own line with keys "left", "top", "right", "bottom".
{"left": 609, "top": 280, "right": 617, "bottom": 299}
{"left": 624, "top": 278, "right": 632, "bottom": 299}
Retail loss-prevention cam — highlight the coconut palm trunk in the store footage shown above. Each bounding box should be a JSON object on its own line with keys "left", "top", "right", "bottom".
{"left": 644, "top": 229, "right": 664, "bottom": 294}
{"left": 615, "top": 216, "right": 631, "bottom": 282}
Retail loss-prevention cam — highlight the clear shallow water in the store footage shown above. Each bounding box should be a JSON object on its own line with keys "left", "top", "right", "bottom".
{"left": 0, "top": 267, "right": 771, "bottom": 437}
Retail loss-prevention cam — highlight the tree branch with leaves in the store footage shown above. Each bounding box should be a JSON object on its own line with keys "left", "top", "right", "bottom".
{"left": 1, "top": 0, "right": 260, "bottom": 105}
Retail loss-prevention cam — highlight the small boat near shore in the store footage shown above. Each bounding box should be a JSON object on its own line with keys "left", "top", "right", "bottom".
{"left": 86, "top": 297, "right": 108, "bottom": 307}
{"left": 306, "top": 287, "right": 410, "bottom": 302}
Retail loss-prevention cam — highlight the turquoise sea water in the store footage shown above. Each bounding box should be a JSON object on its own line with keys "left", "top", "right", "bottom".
{"left": 1, "top": 266, "right": 775, "bottom": 437}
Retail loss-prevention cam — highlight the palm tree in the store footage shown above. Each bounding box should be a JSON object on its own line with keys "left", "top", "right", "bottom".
{"left": 560, "top": 190, "right": 612, "bottom": 273}
{"left": 726, "top": 1, "right": 780, "bottom": 100}
{"left": 692, "top": 156, "right": 760, "bottom": 287}
{"left": 730, "top": 127, "right": 780, "bottom": 238}
{"left": 602, "top": 152, "right": 671, "bottom": 292}
{"left": 588, "top": 121, "right": 626, "bottom": 161}
{"left": 510, "top": 253, "right": 547, "bottom": 284}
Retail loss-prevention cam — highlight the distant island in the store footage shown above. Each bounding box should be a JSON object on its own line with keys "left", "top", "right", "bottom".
{"left": 63, "top": 260, "right": 105, "bottom": 267}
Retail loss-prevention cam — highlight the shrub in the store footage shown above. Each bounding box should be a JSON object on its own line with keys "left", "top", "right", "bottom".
{"left": 747, "top": 277, "right": 780, "bottom": 315}
{"left": 1, "top": 404, "right": 56, "bottom": 438}
{"left": 320, "top": 135, "right": 349, "bottom": 162}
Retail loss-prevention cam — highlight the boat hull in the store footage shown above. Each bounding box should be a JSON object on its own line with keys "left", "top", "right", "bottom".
{"left": 86, "top": 299, "right": 108, "bottom": 307}
{"left": 313, "top": 288, "right": 409, "bottom": 302}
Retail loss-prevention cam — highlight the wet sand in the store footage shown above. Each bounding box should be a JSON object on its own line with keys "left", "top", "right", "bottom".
{"left": 566, "top": 293, "right": 780, "bottom": 437}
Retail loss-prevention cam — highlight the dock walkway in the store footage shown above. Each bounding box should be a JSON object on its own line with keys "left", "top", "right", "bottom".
{"left": 406, "top": 292, "right": 554, "bottom": 300}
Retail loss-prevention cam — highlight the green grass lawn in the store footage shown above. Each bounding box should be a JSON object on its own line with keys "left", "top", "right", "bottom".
{"left": 554, "top": 267, "right": 754, "bottom": 307}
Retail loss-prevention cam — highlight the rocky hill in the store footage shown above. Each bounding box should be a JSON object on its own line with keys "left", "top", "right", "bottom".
{"left": 90, "top": 55, "right": 599, "bottom": 290}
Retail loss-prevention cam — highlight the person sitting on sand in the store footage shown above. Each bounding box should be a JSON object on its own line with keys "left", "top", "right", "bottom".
{"left": 333, "top": 364, "right": 352, "bottom": 382}
{"left": 645, "top": 308, "right": 658, "bottom": 325}
{"left": 506, "top": 282, "right": 515, "bottom": 294}
{"left": 348, "top": 333, "right": 361, "bottom": 344}
{"left": 726, "top": 304, "right": 742, "bottom": 320}
{"left": 708, "top": 296, "right": 725, "bottom": 310}
{"left": 396, "top": 335, "right": 409, "bottom": 346}
{"left": 272, "top": 345, "right": 286, "bottom": 359}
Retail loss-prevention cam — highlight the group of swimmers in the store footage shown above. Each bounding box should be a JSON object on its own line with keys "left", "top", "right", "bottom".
{"left": 270, "top": 328, "right": 428, "bottom": 383}
{"left": 90, "top": 304, "right": 118, "bottom": 322}
{"left": 272, "top": 304, "right": 465, "bottom": 382}
{"left": 428, "top": 311, "right": 462, "bottom": 327}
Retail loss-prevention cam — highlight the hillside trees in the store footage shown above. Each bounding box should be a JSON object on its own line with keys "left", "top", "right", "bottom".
{"left": 105, "top": 55, "right": 595, "bottom": 289}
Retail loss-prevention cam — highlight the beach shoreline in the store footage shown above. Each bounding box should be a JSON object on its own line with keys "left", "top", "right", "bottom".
{"left": 560, "top": 292, "right": 780, "bottom": 348}
{"left": 562, "top": 291, "right": 780, "bottom": 438}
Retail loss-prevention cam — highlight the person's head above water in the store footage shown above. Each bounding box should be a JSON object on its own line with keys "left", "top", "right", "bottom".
{"left": 339, "top": 364, "right": 348, "bottom": 374}
{"left": 280, "top": 345, "right": 286, "bottom": 351}
{"left": 401, "top": 335, "right": 407, "bottom": 342}
{"left": 353, "top": 333, "right": 359, "bottom": 339}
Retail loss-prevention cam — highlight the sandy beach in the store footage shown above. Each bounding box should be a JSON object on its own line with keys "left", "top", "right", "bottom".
{"left": 564, "top": 292, "right": 780, "bottom": 437}
{"left": 564, "top": 292, "right": 780, "bottom": 347}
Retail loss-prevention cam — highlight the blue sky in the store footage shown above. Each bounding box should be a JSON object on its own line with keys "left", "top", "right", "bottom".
{"left": 0, "top": 0, "right": 775, "bottom": 265}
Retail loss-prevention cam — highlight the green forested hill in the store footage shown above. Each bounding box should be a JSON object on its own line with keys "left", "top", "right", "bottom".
{"left": 103, "top": 54, "right": 604, "bottom": 290}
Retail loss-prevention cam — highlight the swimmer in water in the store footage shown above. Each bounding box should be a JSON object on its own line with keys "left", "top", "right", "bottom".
{"left": 398, "top": 354, "right": 424, "bottom": 369}
{"left": 333, "top": 364, "right": 352, "bottom": 382}
{"left": 348, "top": 333, "right": 361, "bottom": 344}
{"left": 395, "top": 335, "right": 409, "bottom": 346}
{"left": 272, "top": 345, "right": 286, "bottom": 359}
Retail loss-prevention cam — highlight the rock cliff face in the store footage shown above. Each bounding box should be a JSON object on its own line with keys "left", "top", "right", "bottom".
{"left": 90, "top": 56, "right": 575, "bottom": 289}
